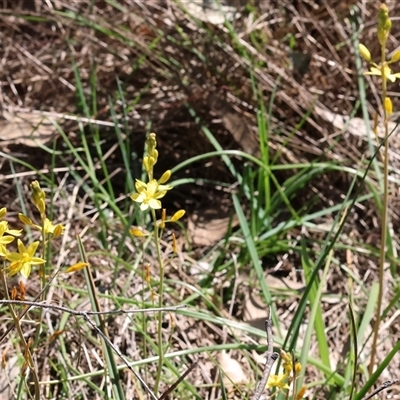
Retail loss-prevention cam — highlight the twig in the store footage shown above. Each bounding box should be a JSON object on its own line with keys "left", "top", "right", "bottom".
{"left": 251, "top": 308, "right": 279, "bottom": 400}
{"left": 159, "top": 360, "right": 199, "bottom": 400}
{"left": 0, "top": 299, "right": 187, "bottom": 316}
{"left": 360, "top": 379, "right": 400, "bottom": 400}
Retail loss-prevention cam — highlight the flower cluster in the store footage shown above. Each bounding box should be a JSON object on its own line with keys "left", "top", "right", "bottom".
{"left": 130, "top": 133, "right": 185, "bottom": 230}
{"left": 359, "top": 4, "right": 399, "bottom": 117}
{"left": 267, "top": 350, "right": 306, "bottom": 400}
{"left": 0, "top": 181, "right": 70, "bottom": 281}
{"left": 0, "top": 181, "right": 53, "bottom": 280}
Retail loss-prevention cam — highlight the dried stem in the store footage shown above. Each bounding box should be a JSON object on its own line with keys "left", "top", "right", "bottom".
{"left": 251, "top": 309, "right": 279, "bottom": 400}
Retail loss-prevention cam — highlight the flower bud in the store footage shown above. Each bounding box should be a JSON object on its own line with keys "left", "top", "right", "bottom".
{"left": 378, "top": 4, "right": 391, "bottom": 46}
{"left": 19, "top": 213, "right": 33, "bottom": 225}
{"left": 30, "top": 181, "right": 46, "bottom": 215}
{"left": 384, "top": 97, "right": 393, "bottom": 117}
{"left": 159, "top": 170, "right": 171, "bottom": 184}
{"left": 359, "top": 44, "right": 371, "bottom": 62}
{"left": 66, "top": 262, "right": 89, "bottom": 273}
{"left": 0, "top": 208, "right": 6, "bottom": 220}
{"left": 171, "top": 209, "right": 185, "bottom": 222}
{"left": 390, "top": 49, "right": 400, "bottom": 63}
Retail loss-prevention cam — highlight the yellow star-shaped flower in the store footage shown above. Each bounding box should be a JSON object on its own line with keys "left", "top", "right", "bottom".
{"left": 131, "top": 178, "right": 172, "bottom": 211}
{"left": 364, "top": 64, "right": 400, "bottom": 83}
{"left": 6, "top": 239, "right": 45, "bottom": 278}
{"left": 266, "top": 373, "right": 290, "bottom": 390}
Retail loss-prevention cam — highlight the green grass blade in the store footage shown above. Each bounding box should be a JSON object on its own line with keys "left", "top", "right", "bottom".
{"left": 300, "top": 239, "right": 331, "bottom": 372}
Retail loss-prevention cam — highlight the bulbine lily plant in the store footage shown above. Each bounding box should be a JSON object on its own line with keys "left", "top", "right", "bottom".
{"left": 359, "top": 3, "right": 398, "bottom": 375}
{"left": 0, "top": 181, "right": 69, "bottom": 398}
{"left": 130, "top": 132, "right": 185, "bottom": 394}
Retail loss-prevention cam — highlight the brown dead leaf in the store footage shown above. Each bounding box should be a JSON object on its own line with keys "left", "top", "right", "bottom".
{"left": 187, "top": 207, "right": 239, "bottom": 247}
{"left": 218, "top": 352, "right": 248, "bottom": 388}
{"left": 207, "top": 93, "right": 259, "bottom": 156}
{"left": 0, "top": 110, "right": 57, "bottom": 147}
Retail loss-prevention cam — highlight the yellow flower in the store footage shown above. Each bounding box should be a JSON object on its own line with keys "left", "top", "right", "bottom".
{"left": 36, "top": 218, "right": 64, "bottom": 237}
{"left": 364, "top": 64, "right": 400, "bottom": 83}
{"left": 131, "top": 179, "right": 172, "bottom": 211}
{"left": 266, "top": 373, "right": 289, "bottom": 390}
{"left": 0, "top": 221, "right": 16, "bottom": 256}
{"left": 6, "top": 239, "right": 45, "bottom": 278}
{"left": 19, "top": 214, "right": 64, "bottom": 237}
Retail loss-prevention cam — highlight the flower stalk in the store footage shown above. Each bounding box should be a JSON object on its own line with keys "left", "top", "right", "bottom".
{"left": 359, "top": 3, "right": 397, "bottom": 375}
{"left": 130, "top": 133, "right": 185, "bottom": 395}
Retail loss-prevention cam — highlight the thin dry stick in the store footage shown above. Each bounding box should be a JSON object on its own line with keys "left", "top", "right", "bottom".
{"left": 158, "top": 360, "right": 199, "bottom": 400}
{"left": 0, "top": 299, "right": 186, "bottom": 317}
{"left": 251, "top": 309, "right": 279, "bottom": 400}
{"left": 361, "top": 379, "right": 400, "bottom": 400}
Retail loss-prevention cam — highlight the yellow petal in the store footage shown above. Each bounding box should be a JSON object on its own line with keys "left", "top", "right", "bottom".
{"left": 8, "top": 262, "right": 22, "bottom": 277}
{"left": 5, "top": 252, "right": 22, "bottom": 262}
{"left": 27, "top": 241, "right": 40, "bottom": 257}
{"left": 0, "top": 236, "right": 15, "bottom": 245}
{"left": 140, "top": 202, "right": 150, "bottom": 211}
{"left": 154, "top": 190, "right": 167, "bottom": 200}
{"left": 130, "top": 193, "right": 140, "bottom": 201}
{"left": 30, "top": 257, "right": 46, "bottom": 265}
{"left": 148, "top": 199, "right": 161, "bottom": 209}
{"left": 147, "top": 180, "right": 159, "bottom": 194}
{"left": 17, "top": 239, "right": 26, "bottom": 254}
{"left": 20, "top": 263, "right": 32, "bottom": 279}
{"left": 6, "top": 228, "right": 23, "bottom": 237}
{"left": 135, "top": 179, "right": 147, "bottom": 192}
{"left": 387, "top": 74, "right": 396, "bottom": 83}
{"left": 365, "top": 66, "right": 381, "bottom": 76}
{"left": 129, "top": 228, "right": 146, "bottom": 237}
{"left": 66, "top": 262, "right": 89, "bottom": 273}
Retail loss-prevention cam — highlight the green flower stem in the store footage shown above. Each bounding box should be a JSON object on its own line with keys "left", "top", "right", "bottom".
{"left": 151, "top": 208, "right": 165, "bottom": 395}
{"left": 0, "top": 267, "right": 41, "bottom": 400}
{"left": 370, "top": 43, "right": 390, "bottom": 376}
{"left": 33, "top": 218, "right": 47, "bottom": 349}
